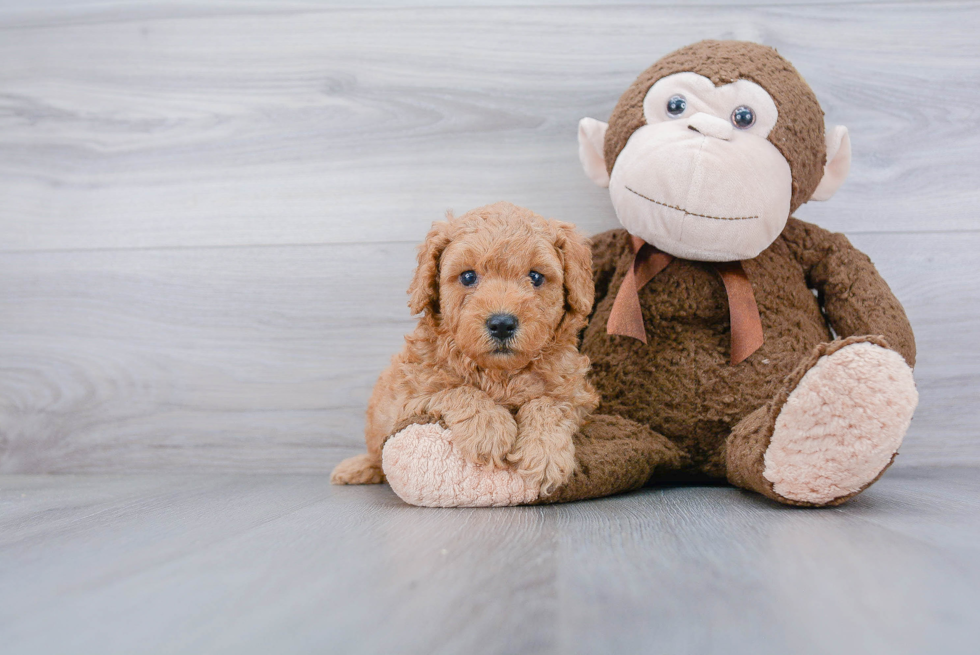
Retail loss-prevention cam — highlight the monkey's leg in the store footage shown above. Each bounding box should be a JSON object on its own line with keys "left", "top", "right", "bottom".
{"left": 381, "top": 422, "right": 537, "bottom": 507}
{"left": 532, "top": 414, "right": 688, "bottom": 504}
{"left": 725, "top": 336, "right": 917, "bottom": 507}
{"left": 381, "top": 414, "right": 688, "bottom": 507}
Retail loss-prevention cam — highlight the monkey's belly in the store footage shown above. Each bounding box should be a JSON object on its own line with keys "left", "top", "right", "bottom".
{"left": 582, "top": 302, "right": 831, "bottom": 472}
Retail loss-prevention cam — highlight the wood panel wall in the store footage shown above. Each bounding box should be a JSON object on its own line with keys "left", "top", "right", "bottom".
{"left": 1, "top": 1, "right": 977, "bottom": 472}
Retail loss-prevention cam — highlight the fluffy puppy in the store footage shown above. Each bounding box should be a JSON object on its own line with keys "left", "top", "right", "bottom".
{"left": 331, "top": 201, "right": 599, "bottom": 495}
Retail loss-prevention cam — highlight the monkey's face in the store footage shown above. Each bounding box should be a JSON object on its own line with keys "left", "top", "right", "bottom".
{"left": 609, "top": 73, "right": 792, "bottom": 261}
{"left": 579, "top": 41, "right": 851, "bottom": 263}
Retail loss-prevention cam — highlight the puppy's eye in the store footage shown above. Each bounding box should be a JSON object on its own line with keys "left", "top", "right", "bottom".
{"left": 528, "top": 270, "right": 545, "bottom": 287}
{"left": 459, "top": 270, "right": 478, "bottom": 287}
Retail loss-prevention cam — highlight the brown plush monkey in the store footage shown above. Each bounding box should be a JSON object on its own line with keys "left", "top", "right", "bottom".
{"left": 378, "top": 40, "right": 918, "bottom": 507}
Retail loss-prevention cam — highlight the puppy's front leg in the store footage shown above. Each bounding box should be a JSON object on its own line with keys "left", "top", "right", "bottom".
{"left": 507, "top": 398, "right": 578, "bottom": 496}
{"left": 424, "top": 387, "right": 518, "bottom": 468}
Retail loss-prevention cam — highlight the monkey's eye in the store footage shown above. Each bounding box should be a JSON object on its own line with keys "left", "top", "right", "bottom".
{"left": 528, "top": 270, "right": 545, "bottom": 287}
{"left": 459, "top": 270, "right": 478, "bottom": 287}
{"left": 732, "top": 106, "right": 755, "bottom": 129}
{"left": 666, "top": 95, "right": 687, "bottom": 117}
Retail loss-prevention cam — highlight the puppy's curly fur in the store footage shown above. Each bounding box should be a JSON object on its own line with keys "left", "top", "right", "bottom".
{"left": 331, "top": 202, "right": 599, "bottom": 495}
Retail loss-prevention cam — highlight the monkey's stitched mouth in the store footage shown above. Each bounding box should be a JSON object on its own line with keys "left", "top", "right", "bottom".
{"left": 625, "top": 185, "right": 758, "bottom": 221}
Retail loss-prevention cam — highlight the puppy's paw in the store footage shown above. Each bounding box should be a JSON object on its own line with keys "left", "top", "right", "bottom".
{"left": 448, "top": 404, "right": 518, "bottom": 468}
{"left": 330, "top": 453, "right": 385, "bottom": 485}
{"left": 507, "top": 434, "right": 575, "bottom": 496}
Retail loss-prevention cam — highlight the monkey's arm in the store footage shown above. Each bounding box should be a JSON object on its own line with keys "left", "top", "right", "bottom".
{"left": 589, "top": 228, "right": 630, "bottom": 314}
{"left": 782, "top": 218, "right": 916, "bottom": 367}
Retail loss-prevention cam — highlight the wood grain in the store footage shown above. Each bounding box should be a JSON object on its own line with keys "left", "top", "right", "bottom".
{"left": 1, "top": 2, "right": 977, "bottom": 652}
{"left": 1, "top": 1, "right": 978, "bottom": 473}
{"left": 1, "top": 468, "right": 978, "bottom": 654}
{"left": 1, "top": 232, "right": 977, "bottom": 472}
{"left": 1, "top": 2, "right": 978, "bottom": 253}
{"left": 0, "top": 0, "right": 935, "bottom": 15}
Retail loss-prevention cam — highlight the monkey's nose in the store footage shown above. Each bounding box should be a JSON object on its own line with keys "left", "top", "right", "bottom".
{"left": 486, "top": 313, "right": 518, "bottom": 342}
{"left": 687, "top": 112, "right": 733, "bottom": 141}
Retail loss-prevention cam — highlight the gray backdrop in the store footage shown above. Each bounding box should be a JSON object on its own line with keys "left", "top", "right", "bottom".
{"left": 1, "top": 0, "right": 978, "bottom": 473}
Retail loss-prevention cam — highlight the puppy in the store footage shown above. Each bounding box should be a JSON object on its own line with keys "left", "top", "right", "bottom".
{"left": 331, "top": 202, "right": 599, "bottom": 495}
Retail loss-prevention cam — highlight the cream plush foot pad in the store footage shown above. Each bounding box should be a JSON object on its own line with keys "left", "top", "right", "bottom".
{"left": 382, "top": 423, "right": 539, "bottom": 507}
{"left": 764, "top": 342, "right": 918, "bottom": 504}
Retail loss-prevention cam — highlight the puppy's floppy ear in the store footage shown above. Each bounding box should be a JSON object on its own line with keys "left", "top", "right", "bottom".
{"left": 553, "top": 221, "right": 594, "bottom": 332}
{"left": 408, "top": 215, "right": 453, "bottom": 317}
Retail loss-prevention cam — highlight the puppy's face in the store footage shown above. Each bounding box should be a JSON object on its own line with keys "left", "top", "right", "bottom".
{"left": 438, "top": 226, "right": 566, "bottom": 370}
{"left": 409, "top": 203, "right": 594, "bottom": 372}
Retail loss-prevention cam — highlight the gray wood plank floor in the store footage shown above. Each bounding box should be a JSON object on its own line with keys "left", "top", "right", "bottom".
{"left": 1, "top": 467, "right": 978, "bottom": 654}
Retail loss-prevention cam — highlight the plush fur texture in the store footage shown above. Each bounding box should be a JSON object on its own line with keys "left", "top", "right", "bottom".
{"left": 385, "top": 414, "right": 690, "bottom": 507}
{"left": 331, "top": 202, "right": 599, "bottom": 496}
{"left": 383, "top": 423, "right": 539, "bottom": 507}
{"left": 604, "top": 40, "right": 827, "bottom": 215}
{"left": 763, "top": 341, "right": 917, "bottom": 504}
{"left": 385, "top": 223, "right": 918, "bottom": 508}
{"left": 583, "top": 221, "right": 916, "bottom": 481}
{"left": 375, "top": 41, "right": 918, "bottom": 509}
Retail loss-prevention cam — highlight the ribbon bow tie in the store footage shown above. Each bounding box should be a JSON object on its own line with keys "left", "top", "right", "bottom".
{"left": 606, "top": 235, "right": 764, "bottom": 365}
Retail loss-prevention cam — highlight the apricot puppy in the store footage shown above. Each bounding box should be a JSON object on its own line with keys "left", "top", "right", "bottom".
{"left": 331, "top": 201, "right": 599, "bottom": 495}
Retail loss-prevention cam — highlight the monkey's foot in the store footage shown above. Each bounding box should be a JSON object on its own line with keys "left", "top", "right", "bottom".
{"left": 763, "top": 341, "right": 918, "bottom": 505}
{"left": 382, "top": 423, "right": 539, "bottom": 507}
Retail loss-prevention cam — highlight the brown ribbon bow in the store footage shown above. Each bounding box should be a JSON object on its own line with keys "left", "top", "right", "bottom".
{"left": 606, "top": 235, "right": 764, "bottom": 365}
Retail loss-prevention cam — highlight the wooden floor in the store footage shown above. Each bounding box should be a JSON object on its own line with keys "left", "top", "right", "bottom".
{"left": 1, "top": 467, "right": 978, "bottom": 654}
{"left": 2, "top": 0, "right": 979, "bottom": 652}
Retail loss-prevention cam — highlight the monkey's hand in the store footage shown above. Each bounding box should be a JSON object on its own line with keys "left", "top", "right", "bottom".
{"left": 507, "top": 398, "right": 578, "bottom": 496}
{"left": 424, "top": 387, "right": 518, "bottom": 468}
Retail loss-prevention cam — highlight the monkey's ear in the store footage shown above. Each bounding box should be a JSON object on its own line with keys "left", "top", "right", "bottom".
{"left": 407, "top": 218, "right": 452, "bottom": 317}
{"left": 578, "top": 117, "right": 610, "bottom": 188}
{"left": 810, "top": 125, "right": 851, "bottom": 202}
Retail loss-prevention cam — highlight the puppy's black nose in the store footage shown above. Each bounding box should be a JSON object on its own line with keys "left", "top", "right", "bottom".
{"left": 486, "top": 313, "right": 518, "bottom": 342}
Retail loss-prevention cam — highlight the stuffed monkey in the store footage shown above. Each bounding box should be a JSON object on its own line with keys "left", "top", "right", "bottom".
{"left": 379, "top": 40, "right": 919, "bottom": 507}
